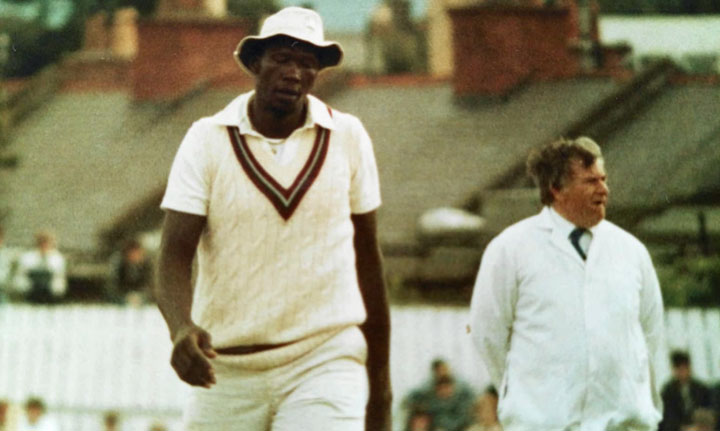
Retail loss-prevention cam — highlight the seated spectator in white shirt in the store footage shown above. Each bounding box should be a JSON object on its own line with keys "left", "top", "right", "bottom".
{"left": 14, "top": 231, "right": 67, "bottom": 304}
{"left": 18, "top": 397, "right": 59, "bottom": 431}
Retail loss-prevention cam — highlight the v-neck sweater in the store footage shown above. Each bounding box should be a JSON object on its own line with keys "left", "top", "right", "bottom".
{"left": 161, "top": 92, "right": 381, "bottom": 369}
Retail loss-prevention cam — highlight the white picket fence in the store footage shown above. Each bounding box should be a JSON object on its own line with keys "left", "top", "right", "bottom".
{"left": 0, "top": 305, "right": 718, "bottom": 431}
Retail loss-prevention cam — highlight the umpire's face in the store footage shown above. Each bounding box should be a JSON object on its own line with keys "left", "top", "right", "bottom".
{"left": 250, "top": 37, "right": 321, "bottom": 117}
{"left": 551, "top": 158, "right": 609, "bottom": 228}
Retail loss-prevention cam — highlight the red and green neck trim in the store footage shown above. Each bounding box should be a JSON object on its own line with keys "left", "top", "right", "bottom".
{"left": 227, "top": 125, "right": 331, "bottom": 221}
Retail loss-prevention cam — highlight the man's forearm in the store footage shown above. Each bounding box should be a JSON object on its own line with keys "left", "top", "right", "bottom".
{"left": 359, "top": 275, "right": 391, "bottom": 393}
{"left": 156, "top": 250, "right": 196, "bottom": 340}
{"left": 353, "top": 217, "right": 392, "bottom": 421}
{"left": 155, "top": 211, "right": 206, "bottom": 340}
{"left": 357, "top": 246, "right": 392, "bottom": 430}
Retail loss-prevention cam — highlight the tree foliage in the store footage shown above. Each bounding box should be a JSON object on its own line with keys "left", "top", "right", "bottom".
{"left": 598, "top": 0, "right": 720, "bottom": 14}
{"left": 657, "top": 256, "right": 720, "bottom": 307}
{"left": 227, "top": 0, "right": 280, "bottom": 32}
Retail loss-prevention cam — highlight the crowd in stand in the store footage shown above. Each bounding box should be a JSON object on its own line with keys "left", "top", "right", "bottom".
{"left": 404, "top": 355, "right": 720, "bottom": 431}
{"left": 0, "top": 397, "right": 169, "bottom": 431}
{"left": 402, "top": 358, "right": 501, "bottom": 431}
{"left": 0, "top": 226, "right": 154, "bottom": 306}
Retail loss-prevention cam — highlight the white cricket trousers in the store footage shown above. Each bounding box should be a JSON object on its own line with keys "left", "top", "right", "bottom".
{"left": 182, "top": 326, "right": 369, "bottom": 431}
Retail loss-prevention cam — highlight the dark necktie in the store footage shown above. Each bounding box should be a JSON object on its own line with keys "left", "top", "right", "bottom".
{"left": 569, "top": 228, "right": 587, "bottom": 260}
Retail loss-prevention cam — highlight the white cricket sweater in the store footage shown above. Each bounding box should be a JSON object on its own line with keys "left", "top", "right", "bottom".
{"left": 161, "top": 92, "right": 381, "bottom": 369}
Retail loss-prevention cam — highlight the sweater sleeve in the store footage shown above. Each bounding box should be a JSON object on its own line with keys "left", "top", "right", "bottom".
{"left": 348, "top": 117, "right": 381, "bottom": 214}
{"left": 161, "top": 123, "right": 212, "bottom": 216}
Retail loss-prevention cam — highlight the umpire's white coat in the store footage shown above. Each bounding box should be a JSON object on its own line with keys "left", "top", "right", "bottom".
{"left": 469, "top": 206, "right": 665, "bottom": 431}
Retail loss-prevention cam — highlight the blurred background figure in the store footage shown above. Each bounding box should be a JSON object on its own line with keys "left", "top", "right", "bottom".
{"left": 405, "top": 409, "right": 434, "bottom": 431}
{"left": 102, "top": 410, "right": 119, "bottom": 431}
{"left": 661, "top": 350, "right": 713, "bottom": 431}
{"left": 147, "top": 422, "right": 166, "bottom": 431}
{"left": 713, "top": 373, "right": 720, "bottom": 431}
{"left": 406, "top": 358, "right": 475, "bottom": 406}
{"left": 404, "top": 360, "right": 475, "bottom": 431}
{"left": 105, "top": 238, "right": 153, "bottom": 306}
{"left": 1, "top": 399, "right": 21, "bottom": 431}
{"left": 682, "top": 408, "right": 717, "bottom": 431}
{"left": 424, "top": 375, "right": 474, "bottom": 431}
{"left": 465, "top": 386, "right": 502, "bottom": 431}
{"left": 0, "top": 226, "right": 14, "bottom": 303}
{"left": 13, "top": 231, "right": 67, "bottom": 304}
{"left": 17, "top": 397, "right": 58, "bottom": 431}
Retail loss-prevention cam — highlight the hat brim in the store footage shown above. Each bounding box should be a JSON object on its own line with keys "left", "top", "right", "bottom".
{"left": 234, "top": 34, "right": 343, "bottom": 75}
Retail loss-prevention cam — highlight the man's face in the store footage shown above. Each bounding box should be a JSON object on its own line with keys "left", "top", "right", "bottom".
{"left": 126, "top": 247, "right": 145, "bottom": 263}
{"left": 551, "top": 158, "right": 609, "bottom": 228}
{"left": 251, "top": 39, "right": 320, "bottom": 116}
{"left": 433, "top": 362, "right": 450, "bottom": 379}
{"left": 673, "top": 363, "right": 691, "bottom": 383}
{"left": 26, "top": 406, "right": 43, "bottom": 424}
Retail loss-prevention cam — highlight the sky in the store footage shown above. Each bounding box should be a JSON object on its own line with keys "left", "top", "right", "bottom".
{"left": 279, "top": 0, "right": 428, "bottom": 33}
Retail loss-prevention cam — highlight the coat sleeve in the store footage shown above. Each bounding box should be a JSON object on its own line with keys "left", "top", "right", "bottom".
{"left": 638, "top": 246, "right": 666, "bottom": 415}
{"left": 469, "top": 235, "right": 518, "bottom": 388}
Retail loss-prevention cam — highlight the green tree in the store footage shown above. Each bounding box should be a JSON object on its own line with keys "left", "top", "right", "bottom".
{"left": 227, "top": 0, "right": 280, "bottom": 32}
{"left": 598, "top": 0, "right": 655, "bottom": 14}
{"left": 658, "top": 256, "right": 720, "bottom": 308}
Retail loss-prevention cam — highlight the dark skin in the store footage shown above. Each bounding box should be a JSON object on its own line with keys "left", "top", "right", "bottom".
{"left": 155, "top": 36, "right": 392, "bottom": 430}
{"left": 247, "top": 37, "right": 321, "bottom": 138}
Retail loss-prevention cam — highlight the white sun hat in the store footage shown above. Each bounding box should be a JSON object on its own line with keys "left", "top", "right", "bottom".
{"left": 234, "top": 7, "right": 344, "bottom": 74}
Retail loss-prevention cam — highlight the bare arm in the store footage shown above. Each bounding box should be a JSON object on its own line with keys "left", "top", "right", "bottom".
{"left": 352, "top": 211, "right": 392, "bottom": 431}
{"left": 155, "top": 209, "right": 216, "bottom": 388}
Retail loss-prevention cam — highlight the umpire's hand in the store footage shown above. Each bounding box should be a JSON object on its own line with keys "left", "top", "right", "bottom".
{"left": 171, "top": 324, "right": 217, "bottom": 388}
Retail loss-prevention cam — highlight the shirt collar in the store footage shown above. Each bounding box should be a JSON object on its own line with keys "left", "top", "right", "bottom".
{"left": 547, "top": 206, "right": 600, "bottom": 237}
{"left": 207, "top": 91, "right": 337, "bottom": 135}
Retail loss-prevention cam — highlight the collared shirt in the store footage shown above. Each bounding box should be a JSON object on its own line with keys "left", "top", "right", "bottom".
{"left": 161, "top": 91, "right": 379, "bottom": 217}
{"left": 227, "top": 91, "right": 336, "bottom": 166}
{"left": 160, "top": 91, "right": 381, "bottom": 360}
{"left": 469, "top": 207, "right": 666, "bottom": 431}
{"left": 548, "top": 207, "right": 594, "bottom": 257}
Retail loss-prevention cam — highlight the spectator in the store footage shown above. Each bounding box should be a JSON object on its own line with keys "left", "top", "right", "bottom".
{"left": 406, "top": 375, "right": 473, "bottom": 431}
{"left": 713, "top": 376, "right": 720, "bottom": 431}
{"left": 465, "top": 386, "right": 502, "bottom": 431}
{"left": 683, "top": 408, "right": 717, "bottom": 431}
{"left": 17, "top": 397, "right": 58, "bottom": 431}
{"left": 660, "top": 351, "right": 713, "bottom": 431}
{"left": 102, "top": 411, "right": 119, "bottom": 431}
{"left": 106, "top": 239, "right": 153, "bottom": 305}
{"left": 14, "top": 231, "right": 67, "bottom": 304}
{"left": 0, "top": 227, "right": 14, "bottom": 303}
{"left": 147, "top": 422, "right": 166, "bottom": 431}
{"left": 406, "top": 409, "right": 434, "bottom": 431}
{"left": 406, "top": 358, "right": 475, "bottom": 410}
{"left": 0, "top": 400, "right": 6, "bottom": 431}
{"left": 1, "top": 399, "right": 20, "bottom": 431}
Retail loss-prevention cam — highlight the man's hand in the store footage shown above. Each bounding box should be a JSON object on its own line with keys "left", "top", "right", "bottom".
{"left": 170, "top": 324, "right": 217, "bottom": 388}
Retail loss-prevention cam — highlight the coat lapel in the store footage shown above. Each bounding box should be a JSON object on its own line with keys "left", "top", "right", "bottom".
{"left": 538, "top": 207, "right": 586, "bottom": 267}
